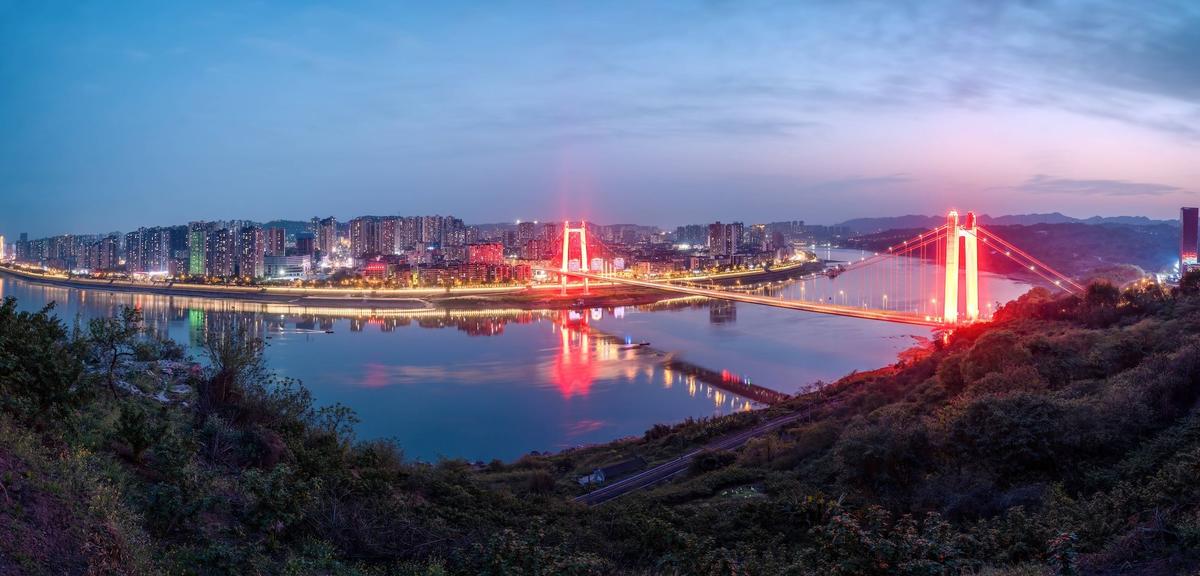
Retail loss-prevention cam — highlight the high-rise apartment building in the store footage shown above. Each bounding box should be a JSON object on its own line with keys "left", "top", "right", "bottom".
{"left": 397, "top": 217, "right": 419, "bottom": 251}
{"left": 206, "top": 228, "right": 236, "bottom": 277}
{"left": 238, "top": 226, "right": 265, "bottom": 278}
{"left": 379, "top": 217, "right": 400, "bottom": 255}
{"left": 1182, "top": 207, "right": 1199, "bottom": 272}
{"left": 517, "top": 221, "right": 536, "bottom": 245}
{"left": 443, "top": 216, "right": 466, "bottom": 247}
{"left": 674, "top": 224, "right": 707, "bottom": 247}
{"left": 707, "top": 221, "right": 744, "bottom": 258}
{"left": 264, "top": 228, "right": 286, "bottom": 256}
{"left": 123, "top": 227, "right": 171, "bottom": 273}
{"left": 188, "top": 223, "right": 207, "bottom": 276}
{"left": 312, "top": 217, "right": 337, "bottom": 256}
{"left": 419, "top": 215, "right": 443, "bottom": 244}
{"left": 467, "top": 242, "right": 504, "bottom": 266}
{"left": 295, "top": 233, "right": 315, "bottom": 256}
{"left": 350, "top": 216, "right": 381, "bottom": 258}
{"left": 168, "top": 226, "right": 189, "bottom": 276}
{"left": 87, "top": 235, "right": 119, "bottom": 271}
{"left": 124, "top": 230, "right": 143, "bottom": 272}
{"left": 707, "top": 222, "right": 727, "bottom": 257}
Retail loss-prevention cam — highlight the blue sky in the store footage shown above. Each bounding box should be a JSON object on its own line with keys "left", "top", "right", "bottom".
{"left": 1, "top": 0, "right": 1198, "bottom": 237}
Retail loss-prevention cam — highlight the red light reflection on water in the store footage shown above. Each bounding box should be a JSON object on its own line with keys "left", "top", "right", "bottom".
{"left": 552, "top": 310, "right": 594, "bottom": 398}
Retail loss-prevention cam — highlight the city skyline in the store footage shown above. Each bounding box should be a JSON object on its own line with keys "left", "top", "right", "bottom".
{"left": 0, "top": 206, "right": 1186, "bottom": 242}
{"left": 3, "top": 1, "right": 1198, "bottom": 236}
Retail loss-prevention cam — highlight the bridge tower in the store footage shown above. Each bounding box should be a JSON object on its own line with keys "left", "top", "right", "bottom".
{"left": 943, "top": 210, "right": 980, "bottom": 323}
{"left": 560, "top": 221, "right": 589, "bottom": 294}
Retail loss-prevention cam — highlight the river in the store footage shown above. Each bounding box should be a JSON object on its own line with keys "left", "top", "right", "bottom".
{"left": 0, "top": 249, "right": 1032, "bottom": 461}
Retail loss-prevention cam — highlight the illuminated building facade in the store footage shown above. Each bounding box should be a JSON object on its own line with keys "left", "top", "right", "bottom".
{"left": 707, "top": 221, "right": 744, "bottom": 258}
{"left": 312, "top": 216, "right": 337, "bottom": 256}
{"left": 467, "top": 242, "right": 504, "bottom": 266}
{"left": 238, "top": 226, "right": 265, "bottom": 278}
{"left": 264, "top": 227, "right": 286, "bottom": 256}
{"left": 350, "top": 216, "right": 385, "bottom": 258}
{"left": 419, "top": 215, "right": 442, "bottom": 244}
{"left": 517, "top": 221, "right": 536, "bottom": 246}
{"left": 1182, "top": 207, "right": 1198, "bottom": 272}
{"left": 264, "top": 255, "right": 310, "bottom": 279}
{"left": 187, "top": 223, "right": 207, "bottom": 276}
{"left": 206, "top": 228, "right": 236, "bottom": 277}
{"left": 86, "top": 235, "right": 120, "bottom": 271}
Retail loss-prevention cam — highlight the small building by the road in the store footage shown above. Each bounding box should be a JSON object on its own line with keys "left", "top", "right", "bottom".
{"left": 577, "top": 456, "right": 646, "bottom": 486}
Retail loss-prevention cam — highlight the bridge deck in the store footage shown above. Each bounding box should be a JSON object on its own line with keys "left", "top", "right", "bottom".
{"left": 561, "top": 271, "right": 947, "bottom": 327}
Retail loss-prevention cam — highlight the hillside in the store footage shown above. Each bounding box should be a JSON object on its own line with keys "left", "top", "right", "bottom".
{"left": 2, "top": 275, "right": 1200, "bottom": 574}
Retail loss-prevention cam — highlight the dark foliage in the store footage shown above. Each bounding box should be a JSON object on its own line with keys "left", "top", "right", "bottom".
{"left": 3, "top": 277, "right": 1200, "bottom": 574}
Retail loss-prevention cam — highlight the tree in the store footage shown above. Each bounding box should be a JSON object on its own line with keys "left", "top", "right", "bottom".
{"left": 0, "top": 297, "right": 86, "bottom": 423}
{"left": 87, "top": 306, "right": 144, "bottom": 398}
{"left": 1179, "top": 268, "right": 1200, "bottom": 295}
{"left": 196, "top": 326, "right": 267, "bottom": 424}
{"left": 114, "top": 402, "right": 166, "bottom": 463}
{"left": 1084, "top": 281, "right": 1119, "bottom": 308}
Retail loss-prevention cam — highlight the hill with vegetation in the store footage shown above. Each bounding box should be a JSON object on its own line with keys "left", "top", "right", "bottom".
{"left": 2, "top": 273, "right": 1200, "bottom": 574}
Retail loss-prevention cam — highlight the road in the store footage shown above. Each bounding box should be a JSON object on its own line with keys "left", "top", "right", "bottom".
{"left": 573, "top": 410, "right": 809, "bottom": 506}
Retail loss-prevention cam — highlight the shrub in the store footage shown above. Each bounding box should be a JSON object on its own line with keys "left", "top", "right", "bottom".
{"left": 0, "top": 297, "right": 87, "bottom": 424}
{"left": 240, "top": 464, "right": 319, "bottom": 547}
{"left": 689, "top": 449, "right": 737, "bottom": 475}
{"left": 835, "top": 409, "right": 930, "bottom": 493}
{"left": 114, "top": 402, "right": 166, "bottom": 463}
{"left": 526, "top": 470, "right": 556, "bottom": 494}
{"left": 88, "top": 306, "right": 144, "bottom": 398}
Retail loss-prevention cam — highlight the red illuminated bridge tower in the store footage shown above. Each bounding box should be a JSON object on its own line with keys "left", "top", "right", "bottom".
{"left": 549, "top": 209, "right": 1074, "bottom": 327}
{"left": 560, "top": 221, "right": 589, "bottom": 293}
{"left": 944, "top": 210, "right": 980, "bottom": 323}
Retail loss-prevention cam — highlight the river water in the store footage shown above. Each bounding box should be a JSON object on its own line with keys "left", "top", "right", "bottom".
{"left": 0, "top": 249, "right": 1032, "bottom": 461}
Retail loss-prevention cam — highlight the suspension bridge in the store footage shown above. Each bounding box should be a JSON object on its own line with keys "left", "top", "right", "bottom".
{"left": 549, "top": 211, "right": 1083, "bottom": 327}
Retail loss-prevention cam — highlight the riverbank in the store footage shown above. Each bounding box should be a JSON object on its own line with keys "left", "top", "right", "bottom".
{"left": 6, "top": 275, "right": 1191, "bottom": 574}
{"left": 0, "top": 261, "right": 818, "bottom": 311}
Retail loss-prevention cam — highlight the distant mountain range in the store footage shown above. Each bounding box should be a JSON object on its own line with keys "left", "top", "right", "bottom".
{"left": 835, "top": 213, "right": 1174, "bottom": 235}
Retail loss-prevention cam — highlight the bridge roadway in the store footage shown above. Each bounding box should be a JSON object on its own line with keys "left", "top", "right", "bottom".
{"left": 560, "top": 270, "right": 946, "bottom": 327}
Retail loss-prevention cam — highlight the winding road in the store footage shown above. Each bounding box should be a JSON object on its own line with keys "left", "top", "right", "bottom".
{"left": 573, "top": 410, "right": 809, "bottom": 506}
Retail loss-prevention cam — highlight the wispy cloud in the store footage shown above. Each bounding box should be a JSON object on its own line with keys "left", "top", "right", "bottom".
{"left": 1016, "top": 174, "right": 1186, "bottom": 197}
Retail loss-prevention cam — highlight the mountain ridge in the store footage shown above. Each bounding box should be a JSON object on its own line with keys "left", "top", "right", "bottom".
{"left": 836, "top": 212, "right": 1174, "bottom": 234}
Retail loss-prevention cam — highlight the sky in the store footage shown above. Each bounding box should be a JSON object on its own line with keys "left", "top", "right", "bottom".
{"left": 1, "top": 0, "right": 1198, "bottom": 237}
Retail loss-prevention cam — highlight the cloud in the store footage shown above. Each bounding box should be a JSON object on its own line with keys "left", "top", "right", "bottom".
{"left": 1016, "top": 174, "right": 1186, "bottom": 197}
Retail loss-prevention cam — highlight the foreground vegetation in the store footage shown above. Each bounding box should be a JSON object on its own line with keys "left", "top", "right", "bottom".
{"left": 2, "top": 273, "right": 1200, "bottom": 574}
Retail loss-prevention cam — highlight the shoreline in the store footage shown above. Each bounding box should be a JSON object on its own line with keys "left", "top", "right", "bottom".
{"left": 0, "top": 261, "right": 819, "bottom": 311}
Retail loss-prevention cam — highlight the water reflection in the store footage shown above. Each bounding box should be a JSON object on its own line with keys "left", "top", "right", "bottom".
{"left": 554, "top": 312, "right": 594, "bottom": 398}
{"left": 1, "top": 274, "right": 763, "bottom": 460}
{"left": 2, "top": 254, "right": 1033, "bottom": 461}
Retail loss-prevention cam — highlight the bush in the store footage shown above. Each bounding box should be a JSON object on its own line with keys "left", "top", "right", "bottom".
{"left": 835, "top": 408, "right": 929, "bottom": 493}
{"left": 526, "top": 470, "right": 556, "bottom": 494}
{"left": 114, "top": 402, "right": 167, "bottom": 463}
{"left": 942, "top": 393, "right": 1100, "bottom": 483}
{"left": 689, "top": 449, "right": 737, "bottom": 475}
{"left": 0, "top": 297, "right": 86, "bottom": 424}
{"left": 240, "top": 464, "right": 319, "bottom": 547}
